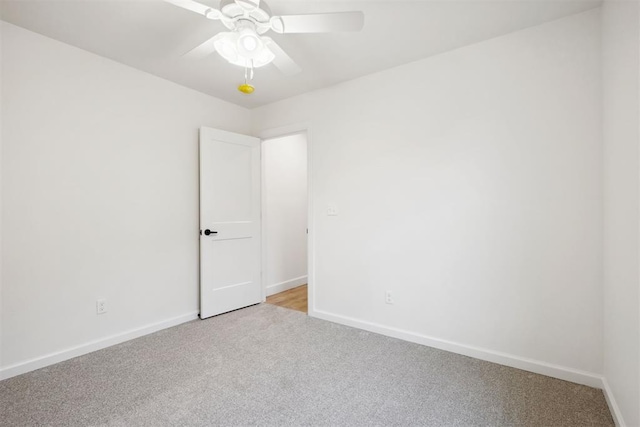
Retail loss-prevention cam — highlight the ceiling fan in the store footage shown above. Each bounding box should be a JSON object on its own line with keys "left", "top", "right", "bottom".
{"left": 165, "top": 0, "right": 364, "bottom": 92}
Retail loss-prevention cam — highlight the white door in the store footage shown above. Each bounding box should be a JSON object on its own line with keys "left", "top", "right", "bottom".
{"left": 199, "top": 127, "right": 261, "bottom": 319}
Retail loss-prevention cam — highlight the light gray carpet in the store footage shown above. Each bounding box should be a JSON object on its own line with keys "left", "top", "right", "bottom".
{"left": 0, "top": 304, "right": 613, "bottom": 426}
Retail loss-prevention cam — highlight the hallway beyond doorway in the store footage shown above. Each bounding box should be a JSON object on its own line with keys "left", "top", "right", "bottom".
{"left": 266, "top": 285, "right": 307, "bottom": 313}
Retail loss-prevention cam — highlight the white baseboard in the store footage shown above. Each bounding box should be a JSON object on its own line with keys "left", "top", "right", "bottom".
{"left": 0, "top": 311, "right": 199, "bottom": 381}
{"left": 601, "top": 377, "right": 627, "bottom": 427}
{"left": 266, "top": 275, "right": 307, "bottom": 296}
{"left": 310, "top": 309, "right": 604, "bottom": 389}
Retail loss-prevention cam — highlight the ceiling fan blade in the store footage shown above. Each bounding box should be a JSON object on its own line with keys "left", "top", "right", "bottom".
{"left": 264, "top": 39, "right": 302, "bottom": 76}
{"left": 270, "top": 11, "right": 364, "bottom": 34}
{"left": 164, "top": 0, "right": 221, "bottom": 19}
{"left": 183, "top": 33, "right": 227, "bottom": 59}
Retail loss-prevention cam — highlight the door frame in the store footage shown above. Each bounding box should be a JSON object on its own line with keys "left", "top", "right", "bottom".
{"left": 259, "top": 123, "right": 314, "bottom": 315}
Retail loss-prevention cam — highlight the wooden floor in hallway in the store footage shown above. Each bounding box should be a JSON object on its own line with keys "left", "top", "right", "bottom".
{"left": 266, "top": 285, "right": 308, "bottom": 313}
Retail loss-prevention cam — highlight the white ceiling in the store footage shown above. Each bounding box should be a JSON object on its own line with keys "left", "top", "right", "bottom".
{"left": 1, "top": 0, "right": 601, "bottom": 108}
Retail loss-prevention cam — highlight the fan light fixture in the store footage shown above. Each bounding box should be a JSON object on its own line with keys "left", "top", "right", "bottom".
{"left": 213, "top": 29, "right": 275, "bottom": 69}
{"left": 237, "top": 28, "right": 261, "bottom": 54}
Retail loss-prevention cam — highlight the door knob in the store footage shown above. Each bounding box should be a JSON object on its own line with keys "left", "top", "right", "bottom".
{"left": 204, "top": 229, "right": 218, "bottom": 236}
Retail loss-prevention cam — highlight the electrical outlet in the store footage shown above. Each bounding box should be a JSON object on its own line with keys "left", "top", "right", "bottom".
{"left": 327, "top": 205, "right": 338, "bottom": 216}
{"left": 385, "top": 291, "right": 394, "bottom": 305}
{"left": 96, "top": 299, "right": 107, "bottom": 315}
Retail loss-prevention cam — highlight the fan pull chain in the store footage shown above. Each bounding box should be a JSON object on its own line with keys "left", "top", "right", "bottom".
{"left": 244, "top": 61, "right": 255, "bottom": 84}
{"left": 238, "top": 61, "right": 256, "bottom": 94}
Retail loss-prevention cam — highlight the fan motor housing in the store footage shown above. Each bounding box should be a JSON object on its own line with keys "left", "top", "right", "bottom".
{"left": 220, "top": 0, "right": 272, "bottom": 33}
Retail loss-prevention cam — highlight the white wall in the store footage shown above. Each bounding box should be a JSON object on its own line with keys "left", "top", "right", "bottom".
{"left": 0, "top": 22, "right": 251, "bottom": 375}
{"left": 0, "top": 19, "right": 4, "bottom": 370}
{"left": 602, "top": 1, "right": 640, "bottom": 425}
{"left": 253, "top": 10, "right": 603, "bottom": 382}
{"left": 263, "top": 133, "right": 308, "bottom": 296}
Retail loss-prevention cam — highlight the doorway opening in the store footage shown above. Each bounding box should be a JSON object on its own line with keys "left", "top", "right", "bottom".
{"left": 261, "top": 131, "right": 309, "bottom": 314}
